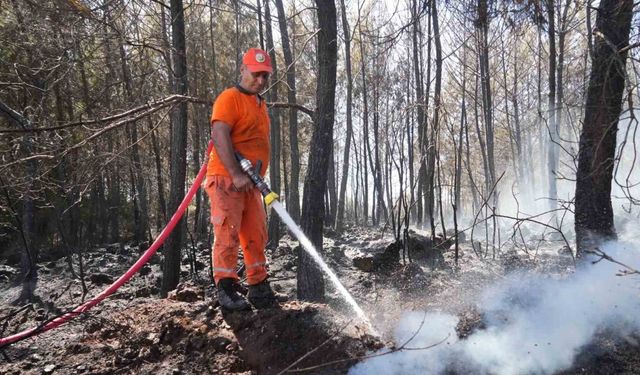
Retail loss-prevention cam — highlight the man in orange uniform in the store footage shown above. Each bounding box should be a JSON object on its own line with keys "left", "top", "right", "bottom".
{"left": 205, "top": 48, "right": 284, "bottom": 310}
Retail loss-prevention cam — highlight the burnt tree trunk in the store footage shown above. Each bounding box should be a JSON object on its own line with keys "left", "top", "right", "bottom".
{"left": 327, "top": 148, "right": 338, "bottom": 225}
{"left": 575, "top": 0, "right": 632, "bottom": 254}
{"left": 477, "top": 0, "right": 495, "bottom": 197}
{"left": 209, "top": 0, "right": 218, "bottom": 94}
{"left": 427, "top": 0, "right": 442, "bottom": 238}
{"left": 162, "top": 0, "right": 189, "bottom": 296}
{"left": 411, "top": 0, "right": 426, "bottom": 226}
{"left": 265, "top": 0, "right": 282, "bottom": 247}
{"left": 335, "top": 0, "right": 353, "bottom": 231}
{"left": 276, "top": 0, "right": 301, "bottom": 222}
{"left": 455, "top": 39, "right": 467, "bottom": 219}
{"left": 546, "top": 0, "right": 559, "bottom": 215}
{"left": 103, "top": 6, "right": 120, "bottom": 244}
{"left": 298, "top": 0, "right": 337, "bottom": 301}
{"left": 357, "top": 28, "right": 369, "bottom": 225}
{"left": 370, "top": 54, "right": 382, "bottom": 225}
{"left": 18, "top": 137, "right": 38, "bottom": 303}
{"left": 118, "top": 33, "right": 150, "bottom": 245}
{"left": 149, "top": 117, "right": 167, "bottom": 230}
{"left": 191, "top": 47, "right": 208, "bottom": 239}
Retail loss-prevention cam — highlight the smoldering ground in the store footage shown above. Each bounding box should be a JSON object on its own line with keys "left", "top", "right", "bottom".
{"left": 350, "top": 240, "right": 640, "bottom": 375}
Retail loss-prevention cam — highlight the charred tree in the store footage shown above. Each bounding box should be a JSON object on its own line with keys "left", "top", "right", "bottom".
{"left": 162, "top": 0, "right": 189, "bottom": 296}
{"left": 477, "top": 0, "right": 496, "bottom": 197}
{"left": 357, "top": 26, "right": 370, "bottom": 225}
{"left": 412, "top": 0, "right": 426, "bottom": 225}
{"left": 190, "top": 44, "right": 209, "bottom": 239}
{"left": 102, "top": 4, "right": 121, "bottom": 244}
{"left": 118, "top": 29, "right": 150, "bottom": 245}
{"left": 426, "top": 0, "right": 442, "bottom": 238}
{"left": 370, "top": 45, "right": 386, "bottom": 225}
{"left": 149, "top": 118, "right": 167, "bottom": 230}
{"left": 575, "top": 0, "right": 633, "bottom": 254}
{"left": 335, "top": 0, "right": 354, "bottom": 231}
{"left": 327, "top": 148, "right": 338, "bottom": 225}
{"left": 298, "top": 0, "right": 337, "bottom": 301}
{"left": 546, "top": 0, "right": 559, "bottom": 216}
{"left": 275, "top": 0, "right": 301, "bottom": 222}
{"left": 264, "top": 0, "right": 283, "bottom": 247}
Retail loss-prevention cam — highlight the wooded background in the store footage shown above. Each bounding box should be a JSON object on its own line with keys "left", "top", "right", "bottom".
{"left": 1, "top": 0, "right": 638, "bottom": 300}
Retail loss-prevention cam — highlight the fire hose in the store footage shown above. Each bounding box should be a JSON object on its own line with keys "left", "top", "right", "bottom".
{"left": 0, "top": 141, "right": 215, "bottom": 348}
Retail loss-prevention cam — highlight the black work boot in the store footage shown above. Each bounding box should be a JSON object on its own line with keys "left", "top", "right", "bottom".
{"left": 217, "top": 279, "right": 250, "bottom": 311}
{"left": 247, "top": 279, "right": 288, "bottom": 309}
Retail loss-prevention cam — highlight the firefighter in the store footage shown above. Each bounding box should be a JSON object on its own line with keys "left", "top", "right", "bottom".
{"left": 205, "top": 48, "right": 286, "bottom": 310}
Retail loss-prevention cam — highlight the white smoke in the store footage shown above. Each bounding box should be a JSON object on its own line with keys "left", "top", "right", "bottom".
{"left": 350, "top": 240, "right": 640, "bottom": 375}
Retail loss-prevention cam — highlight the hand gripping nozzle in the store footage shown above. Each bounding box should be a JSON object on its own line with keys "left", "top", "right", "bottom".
{"left": 235, "top": 152, "right": 279, "bottom": 206}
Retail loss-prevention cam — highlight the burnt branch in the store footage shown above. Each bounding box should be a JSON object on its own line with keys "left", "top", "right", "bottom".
{"left": 584, "top": 247, "right": 640, "bottom": 276}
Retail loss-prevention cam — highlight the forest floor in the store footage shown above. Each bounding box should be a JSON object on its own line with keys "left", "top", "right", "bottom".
{"left": 0, "top": 225, "right": 639, "bottom": 374}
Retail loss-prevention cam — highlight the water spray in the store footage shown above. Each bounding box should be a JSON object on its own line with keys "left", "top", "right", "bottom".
{"left": 235, "top": 153, "right": 377, "bottom": 334}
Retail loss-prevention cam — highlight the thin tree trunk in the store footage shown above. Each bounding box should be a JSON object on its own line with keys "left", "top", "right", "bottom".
{"left": 234, "top": 0, "right": 240, "bottom": 73}
{"left": 149, "top": 117, "right": 167, "bottom": 230}
{"left": 473, "top": 67, "right": 489, "bottom": 200}
{"left": 465, "top": 103, "right": 480, "bottom": 213}
{"left": 98, "top": 171, "right": 108, "bottom": 243}
{"left": 546, "top": 0, "right": 558, "bottom": 215}
{"left": 327, "top": 148, "right": 338, "bottom": 225}
{"left": 257, "top": 0, "right": 264, "bottom": 49}
{"left": 353, "top": 128, "right": 361, "bottom": 225}
{"left": 11, "top": 83, "right": 38, "bottom": 302}
{"left": 536, "top": 25, "right": 545, "bottom": 193}
{"left": 265, "top": 0, "right": 282, "bottom": 247}
{"left": 455, "top": 45, "right": 467, "bottom": 219}
{"left": 423, "top": 1, "right": 433, "bottom": 228}
{"left": 426, "top": 0, "right": 441, "bottom": 238}
{"left": 553, "top": 0, "right": 571, "bottom": 217}
{"left": 512, "top": 36, "right": 524, "bottom": 187}
{"left": 2, "top": 174, "right": 37, "bottom": 303}
{"left": 357, "top": 31, "right": 370, "bottom": 225}
{"left": 275, "top": 0, "right": 301, "bottom": 222}
{"left": 371, "top": 50, "right": 386, "bottom": 225}
{"left": 406, "top": 46, "right": 416, "bottom": 221}
{"left": 103, "top": 8, "right": 120, "bottom": 244}
{"left": 364, "top": 54, "right": 377, "bottom": 225}
{"left": 282, "top": 122, "right": 290, "bottom": 213}
{"left": 478, "top": 0, "right": 495, "bottom": 198}
{"left": 191, "top": 47, "right": 207, "bottom": 238}
{"left": 118, "top": 31, "right": 149, "bottom": 245}
{"left": 209, "top": 0, "right": 218, "bottom": 94}
{"left": 335, "top": 0, "right": 353, "bottom": 231}
{"left": 411, "top": 0, "right": 425, "bottom": 226}
{"left": 500, "top": 34, "right": 520, "bottom": 181}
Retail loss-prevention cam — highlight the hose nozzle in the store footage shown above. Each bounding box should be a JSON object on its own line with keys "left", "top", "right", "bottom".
{"left": 234, "top": 152, "right": 279, "bottom": 206}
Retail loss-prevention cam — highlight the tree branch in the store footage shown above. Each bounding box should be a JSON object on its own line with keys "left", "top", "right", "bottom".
{"left": 269, "top": 102, "right": 315, "bottom": 118}
{"left": 0, "top": 95, "right": 209, "bottom": 134}
{"left": 0, "top": 100, "right": 32, "bottom": 130}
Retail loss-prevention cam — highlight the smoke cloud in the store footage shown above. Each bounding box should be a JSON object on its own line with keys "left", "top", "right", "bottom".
{"left": 350, "top": 240, "right": 640, "bottom": 375}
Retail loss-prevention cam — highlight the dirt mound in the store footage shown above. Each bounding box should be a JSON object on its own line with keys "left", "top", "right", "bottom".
{"left": 222, "top": 301, "right": 382, "bottom": 374}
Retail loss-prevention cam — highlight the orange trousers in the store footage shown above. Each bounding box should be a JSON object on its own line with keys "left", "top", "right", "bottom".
{"left": 204, "top": 175, "right": 268, "bottom": 286}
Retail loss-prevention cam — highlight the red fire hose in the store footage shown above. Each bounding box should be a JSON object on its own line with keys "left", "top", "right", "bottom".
{"left": 0, "top": 141, "right": 214, "bottom": 348}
